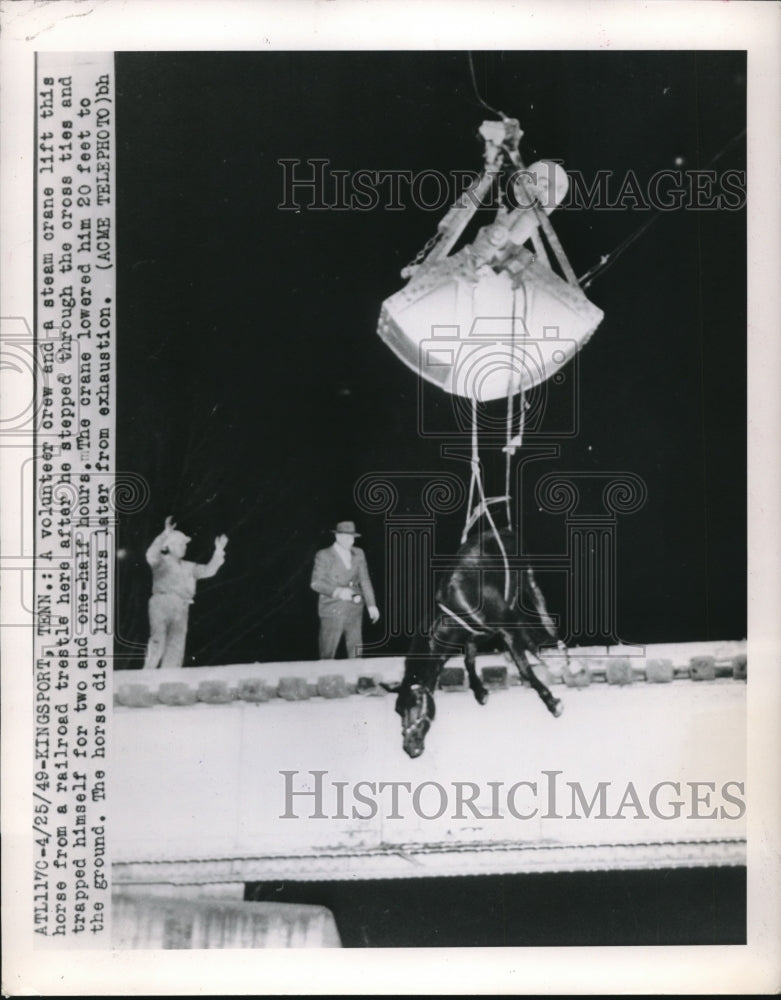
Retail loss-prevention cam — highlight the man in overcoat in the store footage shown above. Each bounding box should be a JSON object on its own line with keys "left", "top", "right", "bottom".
{"left": 310, "top": 520, "right": 380, "bottom": 659}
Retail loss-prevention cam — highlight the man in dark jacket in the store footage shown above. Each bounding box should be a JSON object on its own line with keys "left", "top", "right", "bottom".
{"left": 310, "top": 520, "right": 380, "bottom": 659}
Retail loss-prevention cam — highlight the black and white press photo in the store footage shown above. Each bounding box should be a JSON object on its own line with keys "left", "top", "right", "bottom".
{"left": 1, "top": 1, "right": 779, "bottom": 996}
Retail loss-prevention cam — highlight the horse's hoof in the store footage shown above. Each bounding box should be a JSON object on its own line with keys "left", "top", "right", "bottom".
{"left": 552, "top": 700, "right": 564, "bottom": 718}
{"left": 475, "top": 689, "right": 489, "bottom": 706}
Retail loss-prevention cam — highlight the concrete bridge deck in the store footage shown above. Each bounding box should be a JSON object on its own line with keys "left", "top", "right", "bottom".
{"left": 112, "top": 640, "right": 746, "bottom": 888}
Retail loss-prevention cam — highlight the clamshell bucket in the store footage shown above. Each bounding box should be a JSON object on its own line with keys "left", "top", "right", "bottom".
{"left": 378, "top": 249, "right": 604, "bottom": 402}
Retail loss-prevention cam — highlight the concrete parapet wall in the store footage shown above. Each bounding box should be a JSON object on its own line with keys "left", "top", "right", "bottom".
{"left": 115, "top": 640, "right": 747, "bottom": 710}
{"left": 112, "top": 640, "right": 747, "bottom": 885}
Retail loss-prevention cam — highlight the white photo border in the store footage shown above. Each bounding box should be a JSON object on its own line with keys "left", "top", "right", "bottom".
{"left": 1, "top": 1, "right": 779, "bottom": 995}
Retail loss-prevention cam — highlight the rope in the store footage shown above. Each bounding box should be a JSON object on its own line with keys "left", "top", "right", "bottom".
{"left": 502, "top": 284, "right": 529, "bottom": 453}
{"left": 529, "top": 226, "right": 551, "bottom": 269}
{"left": 462, "top": 495, "right": 512, "bottom": 540}
{"left": 464, "top": 399, "right": 477, "bottom": 535}
{"left": 504, "top": 284, "right": 519, "bottom": 526}
{"left": 462, "top": 397, "right": 512, "bottom": 602}
{"left": 531, "top": 201, "right": 580, "bottom": 286}
{"left": 518, "top": 385, "right": 527, "bottom": 451}
{"left": 504, "top": 396, "right": 514, "bottom": 527}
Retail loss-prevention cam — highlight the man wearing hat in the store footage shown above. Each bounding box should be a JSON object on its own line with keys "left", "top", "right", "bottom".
{"left": 143, "top": 515, "right": 228, "bottom": 669}
{"left": 310, "top": 520, "right": 380, "bottom": 659}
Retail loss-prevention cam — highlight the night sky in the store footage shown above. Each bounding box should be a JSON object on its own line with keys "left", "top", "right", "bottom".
{"left": 114, "top": 50, "right": 746, "bottom": 667}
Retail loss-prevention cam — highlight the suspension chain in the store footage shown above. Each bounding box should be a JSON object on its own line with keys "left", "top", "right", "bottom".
{"left": 401, "top": 231, "right": 444, "bottom": 279}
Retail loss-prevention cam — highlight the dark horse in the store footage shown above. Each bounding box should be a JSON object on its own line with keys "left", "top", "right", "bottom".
{"left": 393, "top": 528, "right": 564, "bottom": 758}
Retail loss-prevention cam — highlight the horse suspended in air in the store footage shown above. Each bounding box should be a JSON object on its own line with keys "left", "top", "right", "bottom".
{"left": 391, "top": 527, "right": 565, "bottom": 758}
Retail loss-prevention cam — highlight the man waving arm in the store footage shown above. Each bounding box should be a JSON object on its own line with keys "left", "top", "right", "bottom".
{"left": 193, "top": 534, "right": 229, "bottom": 580}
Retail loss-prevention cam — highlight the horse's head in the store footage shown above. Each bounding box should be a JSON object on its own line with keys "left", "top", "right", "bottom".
{"left": 395, "top": 682, "right": 436, "bottom": 759}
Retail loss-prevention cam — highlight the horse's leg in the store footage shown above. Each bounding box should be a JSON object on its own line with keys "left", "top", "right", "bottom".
{"left": 429, "top": 618, "right": 458, "bottom": 690}
{"left": 393, "top": 631, "right": 441, "bottom": 699}
{"left": 464, "top": 638, "right": 488, "bottom": 705}
{"left": 500, "top": 627, "right": 563, "bottom": 718}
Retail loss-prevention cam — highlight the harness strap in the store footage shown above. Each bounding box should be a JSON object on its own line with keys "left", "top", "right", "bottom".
{"left": 438, "top": 601, "right": 484, "bottom": 635}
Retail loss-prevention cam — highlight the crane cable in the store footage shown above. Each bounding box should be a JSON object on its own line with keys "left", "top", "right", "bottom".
{"left": 579, "top": 126, "right": 746, "bottom": 288}
{"left": 467, "top": 51, "right": 506, "bottom": 120}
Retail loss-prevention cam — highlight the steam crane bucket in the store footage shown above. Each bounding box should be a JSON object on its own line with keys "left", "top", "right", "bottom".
{"left": 378, "top": 253, "right": 604, "bottom": 402}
